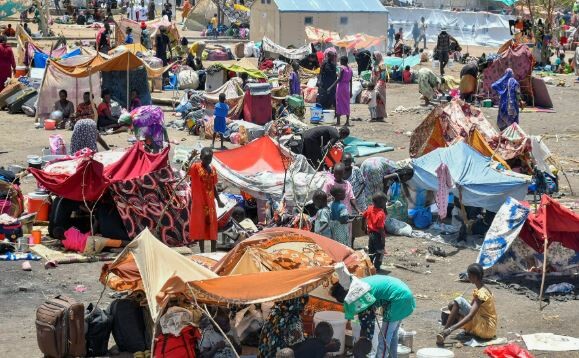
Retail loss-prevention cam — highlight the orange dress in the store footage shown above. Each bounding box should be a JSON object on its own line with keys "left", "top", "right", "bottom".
{"left": 189, "top": 162, "right": 218, "bottom": 241}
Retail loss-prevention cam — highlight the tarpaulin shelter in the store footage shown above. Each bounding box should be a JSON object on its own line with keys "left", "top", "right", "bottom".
{"left": 115, "top": 17, "right": 180, "bottom": 49}
{"left": 409, "top": 142, "right": 530, "bottom": 212}
{"left": 15, "top": 24, "right": 68, "bottom": 66}
{"left": 334, "top": 33, "right": 386, "bottom": 50}
{"left": 482, "top": 41, "right": 535, "bottom": 105}
{"left": 477, "top": 197, "right": 579, "bottom": 278}
{"left": 212, "top": 136, "right": 326, "bottom": 202}
{"left": 101, "top": 228, "right": 218, "bottom": 320}
{"left": 262, "top": 37, "right": 312, "bottom": 60}
{"left": 29, "top": 142, "right": 169, "bottom": 202}
{"left": 36, "top": 50, "right": 168, "bottom": 119}
{"left": 203, "top": 77, "right": 246, "bottom": 118}
{"left": 409, "top": 99, "right": 499, "bottom": 158}
{"left": 305, "top": 26, "right": 341, "bottom": 44}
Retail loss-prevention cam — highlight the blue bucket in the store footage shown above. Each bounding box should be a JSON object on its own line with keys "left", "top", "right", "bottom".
{"left": 310, "top": 103, "right": 323, "bottom": 124}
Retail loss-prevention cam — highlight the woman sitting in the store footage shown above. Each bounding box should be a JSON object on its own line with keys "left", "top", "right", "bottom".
{"left": 438, "top": 263, "right": 497, "bottom": 344}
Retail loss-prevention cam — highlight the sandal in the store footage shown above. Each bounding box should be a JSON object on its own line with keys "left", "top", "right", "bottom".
{"left": 436, "top": 333, "right": 445, "bottom": 346}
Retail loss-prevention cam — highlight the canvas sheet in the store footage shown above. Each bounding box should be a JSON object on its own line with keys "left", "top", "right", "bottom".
{"left": 305, "top": 26, "right": 341, "bottom": 43}
{"left": 477, "top": 197, "right": 530, "bottom": 270}
{"left": 522, "top": 333, "right": 579, "bottom": 352}
{"left": 386, "top": 7, "right": 513, "bottom": 47}
{"left": 409, "top": 142, "right": 529, "bottom": 212}
{"left": 384, "top": 54, "right": 421, "bottom": 68}
{"left": 343, "top": 136, "right": 394, "bottom": 157}
{"left": 334, "top": 34, "right": 385, "bottom": 50}
{"left": 262, "top": 37, "right": 311, "bottom": 60}
{"left": 33, "top": 48, "right": 82, "bottom": 68}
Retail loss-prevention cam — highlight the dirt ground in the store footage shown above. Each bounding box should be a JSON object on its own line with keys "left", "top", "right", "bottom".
{"left": 0, "top": 22, "right": 579, "bottom": 356}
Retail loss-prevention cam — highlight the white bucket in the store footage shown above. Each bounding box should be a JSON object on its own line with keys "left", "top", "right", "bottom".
{"left": 399, "top": 329, "right": 416, "bottom": 352}
{"left": 416, "top": 347, "right": 455, "bottom": 358}
{"left": 313, "top": 311, "right": 347, "bottom": 356}
{"left": 398, "top": 345, "right": 411, "bottom": 358}
{"left": 322, "top": 110, "right": 335, "bottom": 124}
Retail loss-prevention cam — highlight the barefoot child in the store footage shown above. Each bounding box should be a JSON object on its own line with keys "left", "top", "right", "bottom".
{"left": 212, "top": 93, "right": 228, "bottom": 149}
{"left": 329, "top": 186, "right": 351, "bottom": 246}
{"left": 437, "top": 263, "right": 497, "bottom": 344}
{"left": 363, "top": 193, "right": 387, "bottom": 271}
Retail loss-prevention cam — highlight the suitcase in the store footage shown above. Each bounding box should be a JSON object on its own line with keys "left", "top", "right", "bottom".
{"left": 6, "top": 88, "right": 37, "bottom": 114}
{"left": 243, "top": 83, "right": 272, "bottom": 125}
{"left": 22, "top": 93, "right": 38, "bottom": 117}
{"left": 0, "top": 82, "right": 25, "bottom": 108}
{"left": 36, "top": 295, "right": 86, "bottom": 358}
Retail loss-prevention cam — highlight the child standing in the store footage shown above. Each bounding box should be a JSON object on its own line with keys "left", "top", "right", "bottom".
{"left": 212, "top": 93, "right": 229, "bottom": 149}
{"left": 313, "top": 190, "right": 331, "bottom": 238}
{"left": 363, "top": 193, "right": 387, "bottom": 271}
{"left": 366, "top": 83, "right": 379, "bottom": 122}
{"left": 289, "top": 61, "right": 301, "bottom": 96}
{"left": 329, "top": 186, "right": 351, "bottom": 246}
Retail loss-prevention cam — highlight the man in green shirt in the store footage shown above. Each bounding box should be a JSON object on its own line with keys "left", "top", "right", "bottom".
{"left": 332, "top": 264, "right": 415, "bottom": 358}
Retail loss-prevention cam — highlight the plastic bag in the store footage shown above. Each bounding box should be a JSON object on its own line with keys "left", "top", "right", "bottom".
{"left": 386, "top": 217, "right": 412, "bottom": 237}
{"left": 413, "top": 207, "right": 432, "bottom": 229}
{"left": 49, "top": 134, "right": 66, "bottom": 155}
{"left": 484, "top": 343, "right": 534, "bottom": 358}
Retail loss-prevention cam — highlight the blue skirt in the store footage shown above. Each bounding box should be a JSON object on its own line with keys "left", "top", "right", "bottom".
{"left": 213, "top": 116, "right": 226, "bottom": 134}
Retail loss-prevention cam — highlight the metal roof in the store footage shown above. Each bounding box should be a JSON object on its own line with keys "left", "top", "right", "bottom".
{"left": 273, "top": 0, "right": 389, "bottom": 13}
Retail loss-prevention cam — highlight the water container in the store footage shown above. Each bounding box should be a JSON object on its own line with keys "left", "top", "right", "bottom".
{"left": 310, "top": 103, "right": 323, "bottom": 124}
{"left": 322, "top": 110, "right": 335, "bottom": 124}
{"left": 313, "top": 311, "right": 347, "bottom": 356}
{"left": 398, "top": 329, "right": 416, "bottom": 352}
{"left": 350, "top": 318, "right": 380, "bottom": 356}
{"left": 416, "top": 348, "right": 455, "bottom": 358}
{"left": 27, "top": 192, "right": 51, "bottom": 221}
{"left": 398, "top": 345, "right": 411, "bottom": 358}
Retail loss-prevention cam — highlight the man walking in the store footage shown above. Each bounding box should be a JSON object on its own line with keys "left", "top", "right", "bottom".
{"left": 387, "top": 24, "right": 395, "bottom": 51}
{"left": 437, "top": 27, "right": 450, "bottom": 76}
{"left": 418, "top": 17, "right": 427, "bottom": 49}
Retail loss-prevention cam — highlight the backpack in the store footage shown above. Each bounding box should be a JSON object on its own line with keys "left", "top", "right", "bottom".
{"left": 85, "top": 303, "right": 113, "bottom": 357}
{"left": 153, "top": 326, "right": 201, "bottom": 358}
{"left": 108, "top": 299, "right": 150, "bottom": 353}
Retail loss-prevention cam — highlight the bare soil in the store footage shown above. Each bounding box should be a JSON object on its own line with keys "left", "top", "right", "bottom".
{"left": 0, "top": 31, "right": 578, "bottom": 356}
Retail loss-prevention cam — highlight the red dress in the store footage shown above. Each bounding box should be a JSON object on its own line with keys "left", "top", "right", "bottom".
{"left": 0, "top": 43, "right": 15, "bottom": 92}
{"left": 188, "top": 162, "right": 218, "bottom": 241}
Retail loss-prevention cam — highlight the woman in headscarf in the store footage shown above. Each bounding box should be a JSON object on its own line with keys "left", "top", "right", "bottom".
{"left": 331, "top": 56, "right": 353, "bottom": 126}
{"left": 417, "top": 67, "right": 441, "bottom": 105}
{"left": 491, "top": 68, "right": 522, "bottom": 131}
{"left": 371, "top": 51, "right": 387, "bottom": 120}
{"left": 360, "top": 157, "right": 399, "bottom": 208}
{"left": 70, "top": 118, "right": 110, "bottom": 154}
{"left": 0, "top": 35, "right": 15, "bottom": 92}
{"left": 317, "top": 48, "right": 337, "bottom": 110}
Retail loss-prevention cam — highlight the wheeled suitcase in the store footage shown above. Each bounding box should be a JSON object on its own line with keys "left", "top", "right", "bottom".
{"left": 0, "top": 82, "right": 25, "bottom": 109}
{"left": 6, "top": 88, "right": 37, "bottom": 114}
{"left": 243, "top": 83, "right": 272, "bottom": 125}
{"left": 36, "top": 295, "right": 86, "bottom": 358}
{"left": 22, "top": 93, "right": 38, "bottom": 117}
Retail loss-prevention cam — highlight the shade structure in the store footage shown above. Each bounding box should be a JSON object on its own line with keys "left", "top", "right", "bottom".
{"left": 213, "top": 136, "right": 290, "bottom": 175}
{"left": 30, "top": 142, "right": 169, "bottom": 201}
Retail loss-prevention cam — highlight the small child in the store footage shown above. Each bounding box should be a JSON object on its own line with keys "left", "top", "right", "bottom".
{"left": 402, "top": 65, "right": 412, "bottom": 84}
{"left": 313, "top": 190, "right": 331, "bottom": 238}
{"left": 367, "top": 83, "right": 378, "bottom": 121}
{"left": 329, "top": 186, "right": 350, "bottom": 246}
{"left": 275, "top": 348, "right": 295, "bottom": 358}
{"left": 353, "top": 337, "right": 372, "bottom": 358}
{"left": 212, "top": 93, "right": 229, "bottom": 149}
{"left": 292, "top": 321, "right": 339, "bottom": 356}
{"left": 363, "top": 192, "right": 387, "bottom": 271}
{"left": 438, "top": 263, "right": 497, "bottom": 345}
{"left": 289, "top": 61, "right": 301, "bottom": 96}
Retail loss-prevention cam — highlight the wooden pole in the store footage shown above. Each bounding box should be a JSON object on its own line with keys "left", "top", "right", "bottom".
{"left": 538, "top": 199, "right": 549, "bottom": 310}
{"left": 126, "top": 51, "right": 130, "bottom": 108}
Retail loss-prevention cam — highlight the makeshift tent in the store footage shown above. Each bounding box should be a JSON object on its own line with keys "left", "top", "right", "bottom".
{"left": 115, "top": 17, "right": 180, "bottom": 49}
{"left": 383, "top": 54, "right": 421, "bottom": 68}
{"left": 409, "top": 99, "right": 498, "bottom": 158}
{"left": 217, "top": 63, "right": 267, "bottom": 79}
{"left": 212, "top": 136, "right": 326, "bottom": 202}
{"left": 262, "top": 37, "right": 311, "bottom": 60}
{"left": 409, "top": 142, "right": 530, "bottom": 212}
{"left": 30, "top": 142, "right": 169, "bottom": 202}
{"left": 203, "top": 77, "right": 245, "bottom": 118}
{"left": 32, "top": 48, "right": 82, "bottom": 68}
{"left": 334, "top": 33, "right": 386, "bottom": 50}
{"left": 477, "top": 197, "right": 579, "bottom": 277}
{"left": 183, "top": 0, "right": 219, "bottom": 30}
{"left": 482, "top": 41, "right": 535, "bottom": 105}
{"left": 37, "top": 50, "right": 167, "bottom": 119}
{"left": 0, "top": 0, "right": 27, "bottom": 21}
{"left": 305, "top": 26, "right": 341, "bottom": 43}
{"left": 15, "top": 24, "right": 67, "bottom": 66}
{"left": 101, "top": 228, "right": 218, "bottom": 320}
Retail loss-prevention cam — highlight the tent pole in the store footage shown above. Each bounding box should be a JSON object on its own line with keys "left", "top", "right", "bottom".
{"left": 127, "top": 52, "right": 130, "bottom": 108}
{"left": 35, "top": 60, "right": 51, "bottom": 124}
{"left": 538, "top": 199, "right": 549, "bottom": 310}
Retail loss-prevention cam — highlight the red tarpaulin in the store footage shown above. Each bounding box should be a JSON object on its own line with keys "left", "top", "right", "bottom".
{"left": 213, "top": 136, "right": 290, "bottom": 175}
{"left": 519, "top": 195, "right": 579, "bottom": 253}
{"left": 30, "top": 142, "right": 169, "bottom": 201}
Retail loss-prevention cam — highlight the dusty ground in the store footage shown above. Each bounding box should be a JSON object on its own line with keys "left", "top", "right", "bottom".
{"left": 0, "top": 22, "right": 579, "bottom": 356}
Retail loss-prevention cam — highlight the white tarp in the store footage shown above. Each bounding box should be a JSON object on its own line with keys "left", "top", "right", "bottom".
{"left": 386, "top": 7, "right": 514, "bottom": 47}
{"left": 522, "top": 333, "right": 579, "bottom": 352}
{"left": 262, "top": 37, "right": 311, "bottom": 60}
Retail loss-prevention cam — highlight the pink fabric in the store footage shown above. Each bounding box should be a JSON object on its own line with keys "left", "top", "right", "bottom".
{"left": 323, "top": 174, "right": 355, "bottom": 214}
{"left": 435, "top": 163, "right": 453, "bottom": 220}
{"left": 336, "top": 65, "right": 353, "bottom": 116}
{"left": 62, "top": 227, "right": 88, "bottom": 252}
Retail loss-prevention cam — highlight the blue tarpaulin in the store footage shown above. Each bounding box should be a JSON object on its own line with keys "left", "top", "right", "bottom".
{"left": 409, "top": 142, "right": 529, "bottom": 212}
{"left": 384, "top": 54, "right": 421, "bottom": 68}
{"left": 343, "top": 136, "right": 394, "bottom": 157}
{"left": 33, "top": 48, "right": 82, "bottom": 69}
